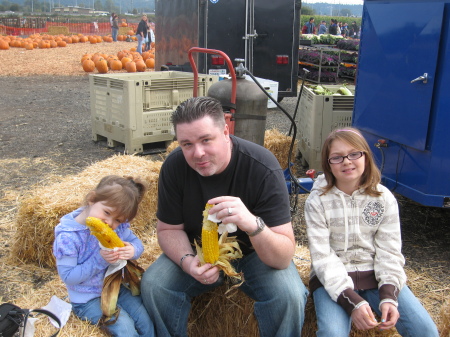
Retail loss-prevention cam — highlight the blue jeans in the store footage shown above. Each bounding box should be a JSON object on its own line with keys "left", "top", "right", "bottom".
{"left": 72, "top": 285, "right": 155, "bottom": 337}
{"left": 137, "top": 34, "right": 144, "bottom": 54}
{"left": 312, "top": 286, "right": 438, "bottom": 337}
{"left": 112, "top": 27, "right": 118, "bottom": 42}
{"left": 141, "top": 252, "right": 308, "bottom": 337}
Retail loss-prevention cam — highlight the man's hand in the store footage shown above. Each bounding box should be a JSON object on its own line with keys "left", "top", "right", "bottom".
{"left": 208, "top": 196, "right": 256, "bottom": 233}
{"left": 184, "top": 255, "right": 220, "bottom": 285}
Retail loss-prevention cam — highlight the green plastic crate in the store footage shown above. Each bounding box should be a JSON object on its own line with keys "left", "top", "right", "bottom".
{"left": 296, "top": 84, "right": 355, "bottom": 170}
{"left": 90, "top": 71, "right": 219, "bottom": 153}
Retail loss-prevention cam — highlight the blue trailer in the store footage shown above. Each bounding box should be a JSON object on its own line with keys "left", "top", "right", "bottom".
{"left": 353, "top": 0, "right": 450, "bottom": 207}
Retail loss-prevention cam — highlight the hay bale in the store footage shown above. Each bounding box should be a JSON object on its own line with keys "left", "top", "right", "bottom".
{"left": 10, "top": 155, "right": 162, "bottom": 268}
{"left": 48, "top": 26, "right": 70, "bottom": 35}
{"left": 264, "top": 129, "right": 297, "bottom": 170}
{"left": 438, "top": 298, "right": 450, "bottom": 337}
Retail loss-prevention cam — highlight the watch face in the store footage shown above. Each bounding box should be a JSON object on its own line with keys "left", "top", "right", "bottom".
{"left": 210, "top": 0, "right": 219, "bottom": 3}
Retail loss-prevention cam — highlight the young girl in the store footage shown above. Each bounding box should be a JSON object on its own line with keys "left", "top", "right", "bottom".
{"left": 53, "top": 175, "right": 154, "bottom": 337}
{"left": 305, "top": 128, "right": 438, "bottom": 337}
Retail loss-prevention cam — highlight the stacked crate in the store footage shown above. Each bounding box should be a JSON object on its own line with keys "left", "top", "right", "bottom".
{"left": 90, "top": 71, "right": 219, "bottom": 153}
{"left": 296, "top": 85, "right": 355, "bottom": 170}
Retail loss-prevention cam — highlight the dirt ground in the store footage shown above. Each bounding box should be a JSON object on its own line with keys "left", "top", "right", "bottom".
{"left": 0, "top": 42, "right": 449, "bottom": 334}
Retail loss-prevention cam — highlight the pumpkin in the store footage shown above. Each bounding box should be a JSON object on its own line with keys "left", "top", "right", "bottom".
{"left": 81, "top": 54, "right": 92, "bottom": 63}
{"left": 111, "top": 59, "right": 123, "bottom": 71}
{"left": 96, "top": 59, "right": 109, "bottom": 74}
{"left": 57, "top": 40, "right": 67, "bottom": 47}
{"left": 121, "top": 57, "right": 132, "bottom": 69}
{"left": 125, "top": 61, "right": 137, "bottom": 73}
{"left": 0, "top": 40, "right": 10, "bottom": 50}
{"left": 145, "top": 58, "right": 155, "bottom": 69}
{"left": 135, "top": 60, "right": 146, "bottom": 72}
{"left": 82, "top": 59, "right": 96, "bottom": 72}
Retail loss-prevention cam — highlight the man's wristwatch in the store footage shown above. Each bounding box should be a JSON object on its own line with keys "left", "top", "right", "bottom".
{"left": 246, "top": 217, "right": 265, "bottom": 237}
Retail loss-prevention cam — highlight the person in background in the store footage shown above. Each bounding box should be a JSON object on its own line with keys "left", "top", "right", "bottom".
{"left": 349, "top": 21, "right": 359, "bottom": 39}
{"left": 145, "top": 21, "right": 154, "bottom": 52}
{"left": 305, "top": 17, "right": 316, "bottom": 34}
{"left": 329, "top": 19, "right": 338, "bottom": 35}
{"left": 337, "top": 21, "right": 342, "bottom": 35}
{"left": 110, "top": 12, "right": 115, "bottom": 35}
{"left": 305, "top": 128, "right": 439, "bottom": 337}
{"left": 112, "top": 14, "right": 119, "bottom": 42}
{"left": 140, "top": 96, "right": 308, "bottom": 337}
{"left": 53, "top": 175, "right": 155, "bottom": 337}
{"left": 136, "top": 15, "right": 148, "bottom": 54}
{"left": 341, "top": 22, "right": 349, "bottom": 38}
{"left": 318, "top": 20, "right": 327, "bottom": 35}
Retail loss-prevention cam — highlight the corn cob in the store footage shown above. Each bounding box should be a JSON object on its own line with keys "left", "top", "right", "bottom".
{"left": 201, "top": 204, "right": 220, "bottom": 264}
{"left": 86, "top": 217, "right": 125, "bottom": 248}
{"left": 86, "top": 217, "right": 144, "bottom": 321}
{"left": 196, "top": 204, "right": 243, "bottom": 287}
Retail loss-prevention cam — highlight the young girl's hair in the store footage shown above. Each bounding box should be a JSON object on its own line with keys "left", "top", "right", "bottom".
{"left": 83, "top": 175, "right": 147, "bottom": 221}
{"left": 320, "top": 127, "right": 381, "bottom": 196}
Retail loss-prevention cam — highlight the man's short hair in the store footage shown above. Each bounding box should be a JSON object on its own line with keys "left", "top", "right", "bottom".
{"left": 172, "top": 97, "right": 225, "bottom": 135}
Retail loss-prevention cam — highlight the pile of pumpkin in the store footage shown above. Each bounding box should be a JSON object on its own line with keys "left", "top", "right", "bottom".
{"left": 81, "top": 48, "right": 155, "bottom": 74}
{"left": 0, "top": 33, "right": 134, "bottom": 51}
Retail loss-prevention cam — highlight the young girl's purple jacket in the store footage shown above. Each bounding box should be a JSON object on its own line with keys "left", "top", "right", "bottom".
{"left": 53, "top": 207, "right": 144, "bottom": 304}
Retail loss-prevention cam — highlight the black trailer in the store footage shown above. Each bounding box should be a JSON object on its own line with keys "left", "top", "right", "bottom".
{"left": 155, "top": 0, "right": 301, "bottom": 98}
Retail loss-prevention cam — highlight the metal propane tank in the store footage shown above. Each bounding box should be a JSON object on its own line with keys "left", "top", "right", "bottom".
{"left": 208, "top": 60, "right": 268, "bottom": 146}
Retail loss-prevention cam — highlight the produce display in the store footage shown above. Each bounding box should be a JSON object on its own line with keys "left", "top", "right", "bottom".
{"left": 308, "top": 84, "right": 354, "bottom": 96}
{"left": 300, "top": 33, "right": 345, "bottom": 45}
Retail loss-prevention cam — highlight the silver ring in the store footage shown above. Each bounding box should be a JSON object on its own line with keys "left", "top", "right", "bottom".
{"left": 228, "top": 207, "right": 233, "bottom": 216}
{"left": 203, "top": 279, "right": 208, "bottom": 284}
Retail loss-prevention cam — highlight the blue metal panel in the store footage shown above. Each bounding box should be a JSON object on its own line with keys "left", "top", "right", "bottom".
{"left": 354, "top": 0, "right": 450, "bottom": 207}
{"left": 354, "top": 1, "right": 444, "bottom": 150}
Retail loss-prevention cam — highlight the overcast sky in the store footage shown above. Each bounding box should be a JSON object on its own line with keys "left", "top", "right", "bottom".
{"left": 303, "top": 0, "right": 364, "bottom": 4}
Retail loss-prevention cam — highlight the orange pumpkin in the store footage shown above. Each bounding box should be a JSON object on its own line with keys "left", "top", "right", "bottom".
{"left": 0, "top": 40, "right": 10, "bottom": 50}
{"left": 125, "top": 61, "right": 137, "bottom": 73}
{"left": 121, "top": 57, "right": 132, "bottom": 69}
{"left": 111, "top": 59, "right": 123, "bottom": 71}
{"left": 145, "top": 58, "right": 155, "bottom": 69}
{"left": 82, "top": 59, "right": 96, "bottom": 72}
{"left": 136, "top": 60, "right": 146, "bottom": 72}
{"left": 96, "top": 59, "right": 109, "bottom": 74}
{"left": 57, "top": 40, "right": 67, "bottom": 47}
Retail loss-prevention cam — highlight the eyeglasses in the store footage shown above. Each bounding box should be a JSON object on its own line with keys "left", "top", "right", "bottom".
{"left": 328, "top": 151, "right": 364, "bottom": 164}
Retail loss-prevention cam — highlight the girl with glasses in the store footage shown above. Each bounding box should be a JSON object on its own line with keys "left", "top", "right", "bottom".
{"left": 304, "top": 127, "right": 438, "bottom": 336}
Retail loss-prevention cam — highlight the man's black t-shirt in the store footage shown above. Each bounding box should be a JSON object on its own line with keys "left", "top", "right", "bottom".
{"left": 156, "top": 135, "right": 291, "bottom": 256}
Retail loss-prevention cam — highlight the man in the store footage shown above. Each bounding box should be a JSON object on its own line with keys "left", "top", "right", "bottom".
{"left": 111, "top": 14, "right": 119, "bottom": 42}
{"left": 349, "top": 21, "right": 359, "bottom": 38}
{"left": 304, "top": 17, "right": 316, "bottom": 34}
{"left": 341, "top": 22, "right": 349, "bottom": 37}
{"left": 135, "top": 15, "right": 148, "bottom": 54}
{"left": 109, "top": 12, "right": 115, "bottom": 34}
{"left": 141, "top": 97, "right": 308, "bottom": 337}
{"left": 329, "top": 19, "right": 338, "bottom": 35}
{"left": 318, "top": 20, "right": 327, "bottom": 35}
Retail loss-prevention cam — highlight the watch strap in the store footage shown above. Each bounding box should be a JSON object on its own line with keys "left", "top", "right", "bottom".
{"left": 247, "top": 217, "right": 265, "bottom": 237}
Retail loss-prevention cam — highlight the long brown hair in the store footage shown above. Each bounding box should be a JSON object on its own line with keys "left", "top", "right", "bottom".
{"left": 320, "top": 127, "right": 381, "bottom": 196}
{"left": 83, "top": 175, "right": 147, "bottom": 221}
